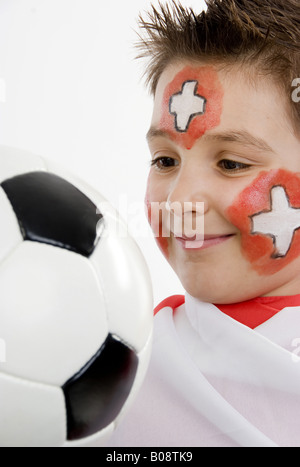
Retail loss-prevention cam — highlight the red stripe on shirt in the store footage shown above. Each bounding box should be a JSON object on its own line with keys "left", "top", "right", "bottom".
{"left": 154, "top": 294, "right": 300, "bottom": 329}
{"left": 216, "top": 295, "right": 300, "bottom": 329}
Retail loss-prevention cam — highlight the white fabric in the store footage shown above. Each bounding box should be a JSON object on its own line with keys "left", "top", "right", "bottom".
{"left": 108, "top": 294, "right": 300, "bottom": 447}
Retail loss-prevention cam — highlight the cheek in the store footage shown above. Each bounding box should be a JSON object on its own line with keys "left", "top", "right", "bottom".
{"left": 145, "top": 175, "right": 170, "bottom": 259}
{"left": 144, "top": 177, "right": 151, "bottom": 224}
{"left": 227, "top": 169, "right": 300, "bottom": 275}
{"left": 160, "top": 65, "right": 224, "bottom": 150}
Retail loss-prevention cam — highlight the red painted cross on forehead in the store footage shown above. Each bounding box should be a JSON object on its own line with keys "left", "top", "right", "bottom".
{"left": 160, "top": 65, "right": 224, "bottom": 149}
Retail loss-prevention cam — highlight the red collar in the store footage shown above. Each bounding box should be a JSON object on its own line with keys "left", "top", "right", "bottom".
{"left": 154, "top": 295, "right": 185, "bottom": 316}
{"left": 154, "top": 294, "right": 300, "bottom": 329}
{"left": 216, "top": 295, "right": 300, "bottom": 329}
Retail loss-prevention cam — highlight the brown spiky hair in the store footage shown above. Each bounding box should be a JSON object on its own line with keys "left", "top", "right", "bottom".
{"left": 137, "top": 0, "right": 300, "bottom": 126}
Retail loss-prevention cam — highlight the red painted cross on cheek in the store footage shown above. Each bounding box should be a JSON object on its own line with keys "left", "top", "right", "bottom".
{"left": 160, "top": 66, "right": 224, "bottom": 150}
{"left": 227, "top": 169, "right": 300, "bottom": 275}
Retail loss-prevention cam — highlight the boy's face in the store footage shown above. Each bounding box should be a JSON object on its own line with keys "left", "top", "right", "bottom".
{"left": 146, "top": 61, "right": 300, "bottom": 304}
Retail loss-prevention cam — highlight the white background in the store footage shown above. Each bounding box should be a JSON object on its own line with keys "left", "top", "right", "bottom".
{"left": 0, "top": 0, "right": 206, "bottom": 305}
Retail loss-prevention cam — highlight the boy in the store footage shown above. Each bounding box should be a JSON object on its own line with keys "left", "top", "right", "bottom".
{"left": 109, "top": 0, "right": 300, "bottom": 447}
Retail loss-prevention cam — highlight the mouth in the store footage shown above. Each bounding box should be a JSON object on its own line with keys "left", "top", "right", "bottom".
{"left": 174, "top": 233, "right": 235, "bottom": 250}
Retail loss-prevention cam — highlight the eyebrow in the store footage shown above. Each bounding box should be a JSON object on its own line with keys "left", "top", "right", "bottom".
{"left": 146, "top": 127, "right": 275, "bottom": 153}
{"left": 202, "top": 130, "right": 275, "bottom": 153}
{"left": 146, "top": 127, "right": 170, "bottom": 142}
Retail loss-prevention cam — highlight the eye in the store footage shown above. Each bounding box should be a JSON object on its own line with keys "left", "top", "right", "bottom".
{"left": 217, "top": 159, "right": 251, "bottom": 173}
{"left": 150, "top": 156, "right": 179, "bottom": 170}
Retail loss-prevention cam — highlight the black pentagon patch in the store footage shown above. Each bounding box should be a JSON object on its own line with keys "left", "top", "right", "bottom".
{"left": 1, "top": 171, "right": 103, "bottom": 257}
{"left": 62, "top": 334, "right": 138, "bottom": 441}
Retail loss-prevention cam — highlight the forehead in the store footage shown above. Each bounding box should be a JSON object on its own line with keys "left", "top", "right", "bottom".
{"left": 151, "top": 61, "right": 293, "bottom": 150}
{"left": 154, "top": 61, "right": 286, "bottom": 111}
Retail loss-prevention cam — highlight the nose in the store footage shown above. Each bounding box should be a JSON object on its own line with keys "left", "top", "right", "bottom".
{"left": 166, "top": 165, "right": 210, "bottom": 215}
{"left": 166, "top": 166, "right": 209, "bottom": 238}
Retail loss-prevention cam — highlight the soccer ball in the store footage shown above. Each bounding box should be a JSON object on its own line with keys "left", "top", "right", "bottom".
{"left": 0, "top": 146, "right": 153, "bottom": 447}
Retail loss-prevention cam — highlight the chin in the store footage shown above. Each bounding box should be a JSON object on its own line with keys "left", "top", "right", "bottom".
{"left": 181, "top": 279, "right": 222, "bottom": 304}
{"left": 181, "top": 277, "right": 250, "bottom": 305}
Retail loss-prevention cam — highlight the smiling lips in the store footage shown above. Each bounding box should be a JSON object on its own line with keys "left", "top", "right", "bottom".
{"left": 174, "top": 233, "right": 234, "bottom": 250}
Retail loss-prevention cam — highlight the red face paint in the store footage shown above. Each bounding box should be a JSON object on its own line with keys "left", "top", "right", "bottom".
{"left": 160, "top": 66, "right": 224, "bottom": 149}
{"left": 145, "top": 178, "right": 169, "bottom": 259}
{"left": 227, "top": 169, "right": 300, "bottom": 275}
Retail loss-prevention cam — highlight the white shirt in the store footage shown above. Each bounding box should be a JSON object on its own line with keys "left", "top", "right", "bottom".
{"left": 108, "top": 293, "right": 300, "bottom": 447}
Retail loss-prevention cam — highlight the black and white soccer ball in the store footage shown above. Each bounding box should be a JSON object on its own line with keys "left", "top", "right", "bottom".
{"left": 0, "top": 146, "right": 153, "bottom": 447}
